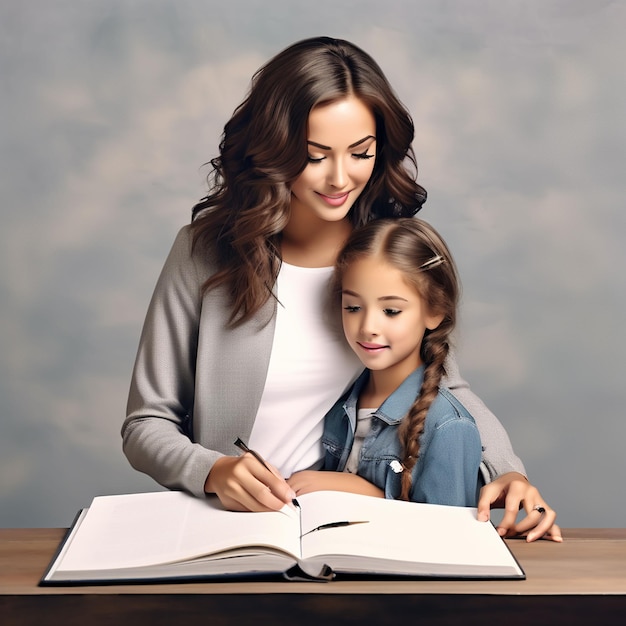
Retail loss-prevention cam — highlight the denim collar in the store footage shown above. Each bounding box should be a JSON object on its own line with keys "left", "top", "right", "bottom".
{"left": 345, "top": 366, "right": 426, "bottom": 426}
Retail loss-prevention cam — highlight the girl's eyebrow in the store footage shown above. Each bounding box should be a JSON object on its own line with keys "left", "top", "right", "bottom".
{"left": 307, "top": 135, "right": 376, "bottom": 151}
{"left": 342, "top": 289, "right": 408, "bottom": 303}
{"left": 379, "top": 295, "right": 408, "bottom": 302}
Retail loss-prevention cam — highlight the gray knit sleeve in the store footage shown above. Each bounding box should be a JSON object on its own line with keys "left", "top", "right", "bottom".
{"left": 122, "top": 226, "right": 220, "bottom": 497}
{"left": 443, "top": 349, "right": 526, "bottom": 484}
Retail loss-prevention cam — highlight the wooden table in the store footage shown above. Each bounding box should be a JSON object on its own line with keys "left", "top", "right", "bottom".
{"left": 1, "top": 528, "right": 625, "bottom": 625}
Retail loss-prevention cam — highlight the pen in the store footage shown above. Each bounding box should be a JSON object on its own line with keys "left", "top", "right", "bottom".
{"left": 233, "top": 437, "right": 300, "bottom": 508}
{"left": 302, "top": 521, "right": 369, "bottom": 536}
{"left": 233, "top": 437, "right": 272, "bottom": 472}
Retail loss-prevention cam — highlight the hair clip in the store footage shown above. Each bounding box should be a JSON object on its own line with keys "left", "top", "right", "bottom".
{"left": 418, "top": 255, "right": 445, "bottom": 271}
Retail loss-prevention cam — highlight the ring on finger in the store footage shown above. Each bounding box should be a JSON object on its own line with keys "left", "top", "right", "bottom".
{"left": 533, "top": 505, "right": 546, "bottom": 514}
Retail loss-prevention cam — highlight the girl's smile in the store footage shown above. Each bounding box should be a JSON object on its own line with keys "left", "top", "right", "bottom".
{"left": 357, "top": 341, "right": 389, "bottom": 353}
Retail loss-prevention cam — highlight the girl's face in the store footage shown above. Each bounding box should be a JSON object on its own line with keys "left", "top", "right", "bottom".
{"left": 341, "top": 255, "right": 443, "bottom": 383}
{"left": 290, "top": 96, "right": 377, "bottom": 224}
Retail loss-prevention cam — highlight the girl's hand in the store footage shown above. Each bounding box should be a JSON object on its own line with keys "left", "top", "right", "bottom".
{"left": 204, "top": 454, "right": 296, "bottom": 512}
{"left": 288, "top": 470, "right": 384, "bottom": 498}
{"left": 477, "top": 472, "right": 563, "bottom": 542}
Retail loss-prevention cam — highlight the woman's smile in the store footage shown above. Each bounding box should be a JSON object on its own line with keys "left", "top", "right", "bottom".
{"left": 316, "top": 191, "right": 352, "bottom": 207}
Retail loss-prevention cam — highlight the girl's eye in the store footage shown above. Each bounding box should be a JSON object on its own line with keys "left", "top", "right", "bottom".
{"left": 343, "top": 305, "right": 361, "bottom": 313}
{"left": 307, "top": 155, "right": 325, "bottom": 164}
{"left": 353, "top": 151, "right": 375, "bottom": 160}
{"left": 383, "top": 309, "right": 401, "bottom": 317}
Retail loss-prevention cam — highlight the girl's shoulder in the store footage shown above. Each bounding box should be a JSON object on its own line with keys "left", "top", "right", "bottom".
{"left": 427, "top": 387, "right": 478, "bottom": 429}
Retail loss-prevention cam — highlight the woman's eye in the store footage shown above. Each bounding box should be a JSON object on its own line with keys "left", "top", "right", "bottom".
{"left": 353, "top": 151, "right": 375, "bottom": 160}
{"left": 343, "top": 305, "right": 361, "bottom": 313}
{"left": 307, "top": 155, "right": 325, "bottom": 164}
{"left": 383, "top": 309, "right": 401, "bottom": 317}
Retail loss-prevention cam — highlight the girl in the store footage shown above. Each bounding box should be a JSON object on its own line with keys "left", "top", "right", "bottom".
{"left": 290, "top": 218, "right": 482, "bottom": 506}
{"left": 122, "top": 36, "right": 560, "bottom": 540}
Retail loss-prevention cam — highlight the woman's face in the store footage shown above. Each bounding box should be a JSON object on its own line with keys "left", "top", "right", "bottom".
{"left": 290, "top": 96, "right": 377, "bottom": 224}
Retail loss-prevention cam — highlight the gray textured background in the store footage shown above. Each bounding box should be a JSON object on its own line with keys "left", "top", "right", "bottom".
{"left": 1, "top": 0, "right": 624, "bottom": 528}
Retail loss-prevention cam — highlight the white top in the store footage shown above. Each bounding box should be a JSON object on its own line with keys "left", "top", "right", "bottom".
{"left": 249, "top": 262, "right": 361, "bottom": 478}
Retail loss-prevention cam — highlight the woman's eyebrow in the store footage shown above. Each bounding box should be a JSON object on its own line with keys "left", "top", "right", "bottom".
{"left": 307, "top": 135, "right": 376, "bottom": 151}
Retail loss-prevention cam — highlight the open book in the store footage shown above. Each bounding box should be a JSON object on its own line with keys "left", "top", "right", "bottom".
{"left": 41, "top": 490, "right": 524, "bottom": 584}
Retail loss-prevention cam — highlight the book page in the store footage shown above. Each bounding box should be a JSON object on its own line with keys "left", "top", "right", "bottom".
{"left": 55, "top": 491, "right": 301, "bottom": 572}
{"left": 298, "top": 491, "right": 520, "bottom": 571}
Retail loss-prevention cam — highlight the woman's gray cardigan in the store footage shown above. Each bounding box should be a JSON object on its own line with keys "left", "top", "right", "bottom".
{"left": 122, "top": 227, "right": 525, "bottom": 498}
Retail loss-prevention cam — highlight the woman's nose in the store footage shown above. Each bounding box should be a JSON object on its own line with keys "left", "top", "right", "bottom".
{"left": 328, "top": 158, "right": 348, "bottom": 189}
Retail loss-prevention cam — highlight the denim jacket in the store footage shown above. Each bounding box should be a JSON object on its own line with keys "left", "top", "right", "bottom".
{"left": 322, "top": 367, "right": 483, "bottom": 506}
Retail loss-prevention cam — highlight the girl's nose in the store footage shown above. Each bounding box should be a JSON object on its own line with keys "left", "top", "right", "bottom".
{"left": 360, "top": 310, "right": 378, "bottom": 336}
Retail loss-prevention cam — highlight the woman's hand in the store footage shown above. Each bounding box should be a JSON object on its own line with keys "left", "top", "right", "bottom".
{"left": 204, "top": 454, "right": 296, "bottom": 512}
{"left": 288, "top": 470, "right": 384, "bottom": 498}
{"left": 477, "top": 472, "right": 562, "bottom": 542}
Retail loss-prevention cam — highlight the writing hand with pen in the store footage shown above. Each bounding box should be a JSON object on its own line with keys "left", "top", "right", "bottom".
{"left": 203, "top": 438, "right": 297, "bottom": 513}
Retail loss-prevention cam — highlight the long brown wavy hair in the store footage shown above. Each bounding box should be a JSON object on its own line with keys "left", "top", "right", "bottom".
{"left": 190, "top": 36, "right": 427, "bottom": 326}
{"left": 333, "top": 218, "right": 459, "bottom": 501}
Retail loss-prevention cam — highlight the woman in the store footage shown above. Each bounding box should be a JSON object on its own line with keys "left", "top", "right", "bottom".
{"left": 122, "top": 36, "right": 560, "bottom": 541}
